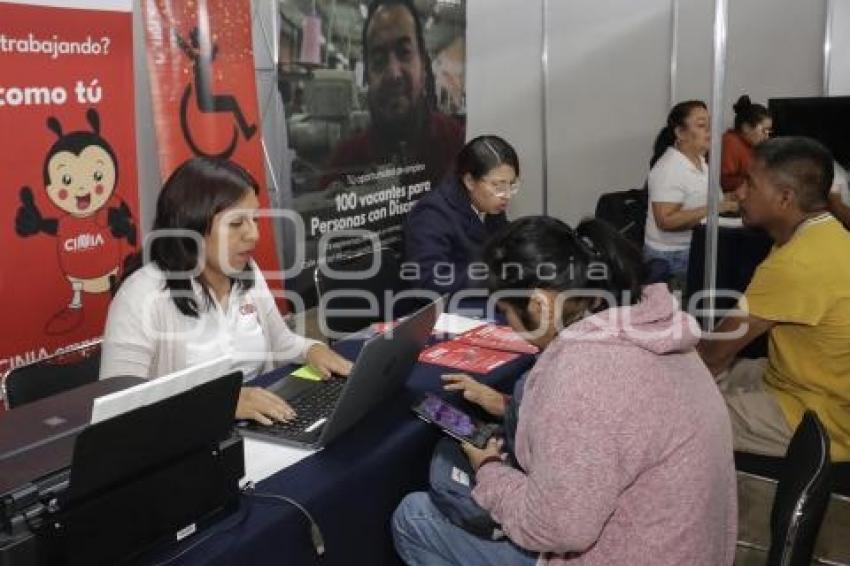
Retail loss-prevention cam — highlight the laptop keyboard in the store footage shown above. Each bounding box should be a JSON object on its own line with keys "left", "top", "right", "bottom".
{"left": 242, "top": 378, "right": 346, "bottom": 443}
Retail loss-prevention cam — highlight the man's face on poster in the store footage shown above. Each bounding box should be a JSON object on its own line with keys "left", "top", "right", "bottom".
{"left": 366, "top": 5, "right": 426, "bottom": 131}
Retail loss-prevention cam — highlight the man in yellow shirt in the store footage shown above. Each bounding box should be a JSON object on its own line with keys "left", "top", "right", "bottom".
{"left": 699, "top": 136, "right": 850, "bottom": 461}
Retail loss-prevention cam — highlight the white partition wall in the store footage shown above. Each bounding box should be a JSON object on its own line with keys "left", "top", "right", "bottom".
{"left": 675, "top": 0, "right": 826, "bottom": 125}
{"left": 468, "top": 0, "right": 682, "bottom": 225}
{"left": 466, "top": 0, "right": 546, "bottom": 220}
{"left": 456, "top": 0, "right": 678, "bottom": 225}
{"left": 544, "top": 0, "right": 672, "bottom": 225}
{"left": 726, "top": 0, "right": 826, "bottom": 108}
{"left": 470, "top": 0, "right": 833, "bottom": 225}
{"left": 827, "top": 0, "right": 850, "bottom": 95}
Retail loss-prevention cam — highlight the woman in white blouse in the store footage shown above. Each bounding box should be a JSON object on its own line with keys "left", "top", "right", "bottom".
{"left": 100, "top": 157, "right": 352, "bottom": 424}
{"left": 644, "top": 100, "right": 737, "bottom": 280}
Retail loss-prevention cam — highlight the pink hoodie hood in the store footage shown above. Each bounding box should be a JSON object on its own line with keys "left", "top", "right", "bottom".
{"left": 560, "top": 283, "right": 701, "bottom": 355}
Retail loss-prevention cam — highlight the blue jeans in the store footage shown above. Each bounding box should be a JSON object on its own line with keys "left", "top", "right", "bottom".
{"left": 644, "top": 245, "right": 690, "bottom": 280}
{"left": 392, "top": 492, "right": 538, "bottom": 566}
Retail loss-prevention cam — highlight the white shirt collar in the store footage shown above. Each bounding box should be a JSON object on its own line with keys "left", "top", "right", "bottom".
{"left": 670, "top": 146, "right": 707, "bottom": 174}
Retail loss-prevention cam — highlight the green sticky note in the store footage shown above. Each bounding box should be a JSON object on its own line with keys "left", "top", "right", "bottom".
{"left": 291, "top": 365, "right": 324, "bottom": 381}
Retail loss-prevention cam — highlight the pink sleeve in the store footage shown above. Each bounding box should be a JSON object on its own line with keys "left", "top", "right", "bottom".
{"left": 472, "top": 372, "right": 622, "bottom": 554}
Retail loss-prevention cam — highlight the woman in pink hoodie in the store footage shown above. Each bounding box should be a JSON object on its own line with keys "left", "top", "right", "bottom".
{"left": 392, "top": 216, "right": 737, "bottom": 565}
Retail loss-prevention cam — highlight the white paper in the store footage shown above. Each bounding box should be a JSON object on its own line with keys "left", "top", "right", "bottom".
{"left": 433, "top": 313, "right": 487, "bottom": 335}
{"left": 239, "top": 437, "right": 319, "bottom": 485}
{"left": 700, "top": 216, "right": 744, "bottom": 228}
{"left": 91, "top": 355, "right": 233, "bottom": 423}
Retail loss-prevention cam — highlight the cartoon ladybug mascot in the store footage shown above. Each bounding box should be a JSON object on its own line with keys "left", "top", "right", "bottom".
{"left": 15, "top": 108, "right": 137, "bottom": 335}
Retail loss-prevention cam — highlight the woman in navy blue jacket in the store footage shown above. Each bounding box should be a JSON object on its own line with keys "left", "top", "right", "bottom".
{"left": 404, "top": 135, "right": 519, "bottom": 295}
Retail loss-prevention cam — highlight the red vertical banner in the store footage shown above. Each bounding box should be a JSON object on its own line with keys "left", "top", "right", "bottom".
{"left": 0, "top": 0, "right": 139, "bottom": 373}
{"left": 142, "top": 0, "right": 284, "bottom": 290}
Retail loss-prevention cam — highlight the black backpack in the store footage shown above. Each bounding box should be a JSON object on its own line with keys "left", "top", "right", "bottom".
{"left": 594, "top": 187, "right": 648, "bottom": 247}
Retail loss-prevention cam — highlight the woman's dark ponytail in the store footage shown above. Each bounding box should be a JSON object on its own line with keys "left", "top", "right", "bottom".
{"left": 650, "top": 126, "right": 675, "bottom": 168}
{"left": 575, "top": 218, "right": 646, "bottom": 304}
{"left": 732, "top": 95, "right": 752, "bottom": 117}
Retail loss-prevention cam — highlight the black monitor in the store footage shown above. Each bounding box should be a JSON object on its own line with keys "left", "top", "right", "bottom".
{"left": 768, "top": 96, "right": 850, "bottom": 169}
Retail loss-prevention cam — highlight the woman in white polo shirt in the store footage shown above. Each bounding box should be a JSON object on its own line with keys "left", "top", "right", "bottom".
{"left": 644, "top": 100, "right": 738, "bottom": 280}
{"left": 100, "top": 157, "right": 352, "bottom": 425}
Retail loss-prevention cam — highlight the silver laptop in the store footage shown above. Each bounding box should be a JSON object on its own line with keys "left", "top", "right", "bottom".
{"left": 237, "top": 298, "right": 441, "bottom": 448}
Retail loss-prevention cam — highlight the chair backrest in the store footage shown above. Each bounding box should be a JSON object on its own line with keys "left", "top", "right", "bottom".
{"left": 314, "top": 248, "right": 404, "bottom": 337}
{"left": 768, "top": 410, "right": 832, "bottom": 566}
{"left": 2, "top": 339, "right": 102, "bottom": 409}
{"left": 594, "top": 187, "right": 648, "bottom": 246}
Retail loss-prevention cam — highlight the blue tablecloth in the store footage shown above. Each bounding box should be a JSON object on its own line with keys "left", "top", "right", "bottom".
{"left": 150, "top": 332, "right": 535, "bottom": 566}
{"left": 685, "top": 224, "right": 772, "bottom": 359}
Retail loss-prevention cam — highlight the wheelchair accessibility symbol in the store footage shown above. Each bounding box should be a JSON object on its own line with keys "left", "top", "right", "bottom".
{"left": 175, "top": 27, "right": 257, "bottom": 160}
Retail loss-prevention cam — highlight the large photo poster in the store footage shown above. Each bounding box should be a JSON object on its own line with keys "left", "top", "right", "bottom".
{"left": 0, "top": 0, "right": 138, "bottom": 373}
{"left": 277, "top": 0, "right": 467, "bottom": 299}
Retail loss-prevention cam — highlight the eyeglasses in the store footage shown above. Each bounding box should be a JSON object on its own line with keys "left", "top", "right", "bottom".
{"left": 481, "top": 177, "right": 520, "bottom": 197}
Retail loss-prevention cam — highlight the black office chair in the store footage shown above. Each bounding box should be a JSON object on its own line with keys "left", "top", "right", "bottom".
{"left": 1, "top": 338, "right": 102, "bottom": 409}
{"left": 314, "top": 247, "right": 411, "bottom": 339}
{"left": 737, "top": 410, "right": 833, "bottom": 565}
{"left": 594, "top": 187, "right": 648, "bottom": 247}
{"left": 736, "top": 452, "right": 850, "bottom": 499}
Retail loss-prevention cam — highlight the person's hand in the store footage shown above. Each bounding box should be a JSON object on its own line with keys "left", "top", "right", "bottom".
{"left": 462, "top": 437, "right": 507, "bottom": 472}
{"left": 15, "top": 186, "right": 52, "bottom": 236}
{"left": 236, "top": 386, "right": 296, "bottom": 425}
{"left": 442, "top": 373, "right": 507, "bottom": 417}
{"left": 306, "top": 343, "right": 353, "bottom": 378}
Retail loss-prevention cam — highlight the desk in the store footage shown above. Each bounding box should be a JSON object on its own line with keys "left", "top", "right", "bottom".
{"left": 151, "top": 333, "right": 534, "bottom": 566}
{"left": 686, "top": 224, "right": 772, "bottom": 358}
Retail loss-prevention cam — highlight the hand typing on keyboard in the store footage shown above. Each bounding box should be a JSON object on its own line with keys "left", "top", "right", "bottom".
{"left": 236, "top": 386, "right": 297, "bottom": 426}
{"left": 305, "top": 344, "right": 354, "bottom": 378}
{"left": 263, "top": 378, "right": 345, "bottom": 440}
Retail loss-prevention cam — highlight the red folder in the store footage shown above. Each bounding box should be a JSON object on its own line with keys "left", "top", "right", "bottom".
{"left": 455, "top": 324, "right": 540, "bottom": 355}
{"left": 418, "top": 341, "right": 520, "bottom": 374}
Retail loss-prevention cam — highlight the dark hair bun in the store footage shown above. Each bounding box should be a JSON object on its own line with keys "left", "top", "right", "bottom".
{"left": 733, "top": 95, "right": 752, "bottom": 115}
{"left": 732, "top": 94, "right": 770, "bottom": 131}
